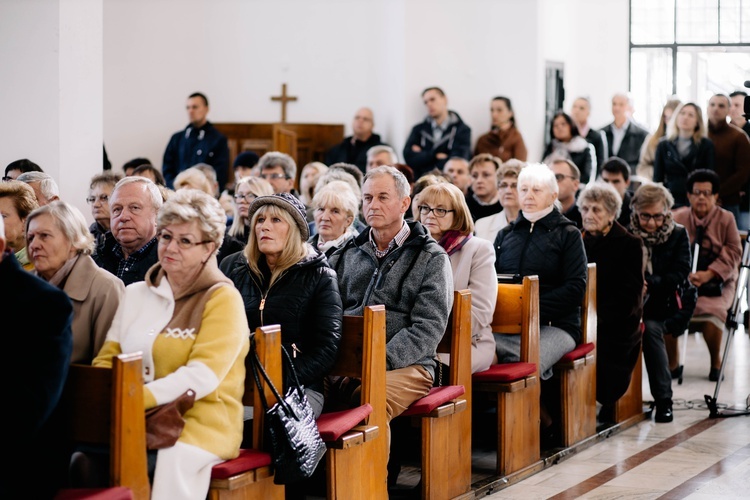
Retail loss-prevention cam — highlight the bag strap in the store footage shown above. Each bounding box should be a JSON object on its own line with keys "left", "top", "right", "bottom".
{"left": 249, "top": 336, "right": 305, "bottom": 415}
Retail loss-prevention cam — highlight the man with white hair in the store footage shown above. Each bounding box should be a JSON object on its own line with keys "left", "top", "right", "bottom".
{"left": 16, "top": 171, "right": 60, "bottom": 205}
{"left": 366, "top": 144, "right": 399, "bottom": 172}
{"left": 93, "top": 176, "right": 163, "bottom": 285}
{"left": 326, "top": 107, "right": 388, "bottom": 174}
{"left": 599, "top": 92, "right": 648, "bottom": 173}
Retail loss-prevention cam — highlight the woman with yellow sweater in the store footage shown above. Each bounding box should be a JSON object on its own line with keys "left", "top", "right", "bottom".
{"left": 93, "top": 188, "right": 249, "bottom": 500}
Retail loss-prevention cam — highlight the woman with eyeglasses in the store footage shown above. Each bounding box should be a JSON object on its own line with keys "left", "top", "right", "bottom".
{"left": 227, "top": 176, "right": 273, "bottom": 245}
{"left": 493, "top": 163, "right": 587, "bottom": 442}
{"left": 93, "top": 189, "right": 249, "bottom": 499}
{"left": 87, "top": 171, "right": 122, "bottom": 253}
{"left": 630, "top": 183, "right": 694, "bottom": 423}
{"left": 653, "top": 102, "right": 715, "bottom": 208}
{"left": 672, "top": 169, "right": 741, "bottom": 381}
{"left": 416, "top": 182, "right": 497, "bottom": 374}
{"left": 26, "top": 201, "right": 124, "bottom": 363}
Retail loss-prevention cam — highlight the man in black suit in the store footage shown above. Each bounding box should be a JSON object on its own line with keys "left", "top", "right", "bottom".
{"left": 600, "top": 93, "right": 649, "bottom": 174}
{"left": 571, "top": 97, "right": 605, "bottom": 172}
{"left": 325, "top": 107, "right": 388, "bottom": 174}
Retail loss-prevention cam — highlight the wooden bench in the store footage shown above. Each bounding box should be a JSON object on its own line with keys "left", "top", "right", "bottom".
{"left": 208, "top": 325, "right": 284, "bottom": 500}
{"left": 396, "top": 289, "right": 473, "bottom": 499}
{"left": 55, "top": 353, "right": 150, "bottom": 500}
{"left": 316, "top": 304, "right": 388, "bottom": 499}
{"left": 473, "top": 276, "right": 541, "bottom": 476}
{"left": 613, "top": 344, "right": 644, "bottom": 423}
{"left": 554, "top": 262, "right": 597, "bottom": 447}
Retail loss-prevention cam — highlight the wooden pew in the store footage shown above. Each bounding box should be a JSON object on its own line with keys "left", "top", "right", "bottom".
{"left": 473, "top": 276, "right": 541, "bottom": 476}
{"left": 397, "top": 289, "right": 473, "bottom": 499}
{"left": 315, "top": 305, "right": 388, "bottom": 499}
{"left": 208, "top": 325, "right": 285, "bottom": 500}
{"left": 56, "top": 352, "right": 150, "bottom": 500}
{"left": 553, "top": 262, "right": 597, "bottom": 447}
{"left": 613, "top": 345, "right": 644, "bottom": 423}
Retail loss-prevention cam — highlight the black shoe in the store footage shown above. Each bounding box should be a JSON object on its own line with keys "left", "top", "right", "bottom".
{"left": 670, "top": 365, "right": 683, "bottom": 380}
{"left": 654, "top": 399, "right": 673, "bottom": 423}
{"left": 708, "top": 368, "right": 724, "bottom": 382}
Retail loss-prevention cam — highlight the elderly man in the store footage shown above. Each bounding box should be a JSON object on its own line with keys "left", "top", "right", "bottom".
{"left": 326, "top": 107, "right": 388, "bottom": 173}
{"left": 403, "top": 87, "right": 472, "bottom": 178}
{"left": 162, "top": 92, "right": 229, "bottom": 190}
{"left": 93, "top": 176, "right": 162, "bottom": 285}
{"left": 328, "top": 165, "right": 453, "bottom": 483}
{"left": 600, "top": 92, "right": 649, "bottom": 173}
{"left": 16, "top": 171, "right": 60, "bottom": 206}
{"left": 257, "top": 151, "right": 299, "bottom": 197}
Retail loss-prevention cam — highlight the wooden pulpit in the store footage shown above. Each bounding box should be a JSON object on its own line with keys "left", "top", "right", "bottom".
{"left": 213, "top": 122, "right": 344, "bottom": 189}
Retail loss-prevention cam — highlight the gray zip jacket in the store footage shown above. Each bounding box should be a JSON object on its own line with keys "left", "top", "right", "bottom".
{"left": 328, "top": 221, "right": 453, "bottom": 379}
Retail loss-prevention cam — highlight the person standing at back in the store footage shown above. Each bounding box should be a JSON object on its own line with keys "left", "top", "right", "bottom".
{"left": 403, "top": 87, "right": 472, "bottom": 178}
{"left": 600, "top": 92, "right": 649, "bottom": 174}
{"left": 162, "top": 92, "right": 229, "bottom": 191}
{"left": 571, "top": 97, "right": 605, "bottom": 170}
{"left": 326, "top": 107, "right": 388, "bottom": 174}
{"left": 474, "top": 96, "right": 528, "bottom": 162}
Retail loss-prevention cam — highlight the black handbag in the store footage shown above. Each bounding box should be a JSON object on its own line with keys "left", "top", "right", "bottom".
{"left": 249, "top": 339, "right": 326, "bottom": 485}
{"left": 693, "top": 227, "right": 724, "bottom": 297}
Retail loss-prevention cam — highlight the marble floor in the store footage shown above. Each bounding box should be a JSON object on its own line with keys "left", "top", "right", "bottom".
{"left": 482, "top": 325, "right": 750, "bottom": 500}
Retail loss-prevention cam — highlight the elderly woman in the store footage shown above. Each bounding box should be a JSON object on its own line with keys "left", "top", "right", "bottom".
{"left": 220, "top": 192, "right": 342, "bottom": 422}
{"left": 410, "top": 172, "right": 450, "bottom": 220}
{"left": 630, "top": 183, "right": 693, "bottom": 423}
{"left": 417, "top": 182, "right": 497, "bottom": 374}
{"left": 493, "top": 163, "right": 587, "bottom": 435}
{"left": 87, "top": 171, "right": 122, "bottom": 252}
{"left": 672, "top": 169, "right": 742, "bottom": 381}
{"left": 93, "top": 189, "right": 249, "bottom": 499}
{"left": 474, "top": 160, "right": 525, "bottom": 242}
{"left": 227, "top": 176, "right": 274, "bottom": 245}
{"left": 26, "top": 201, "right": 124, "bottom": 363}
{"left": 0, "top": 180, "right": 39, "bottom": 270}
{"left": 299, "top": 161, "right": 329, "bottom": 213}
{"left": 653, "top": 102, "right": 715, "bottom": 208}
{"left": 577, "top": 183, "right": 644, "bottom": 423}
{"left": 309, "top": 180, "right": 360, "bottom": 258}
{"left": 542, "top": 111, "right": 595, "bottom": 184}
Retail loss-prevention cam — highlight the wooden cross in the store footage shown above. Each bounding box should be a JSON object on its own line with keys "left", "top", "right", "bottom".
{"left": 271, "top": 83, "right": 297, "bottom": 123}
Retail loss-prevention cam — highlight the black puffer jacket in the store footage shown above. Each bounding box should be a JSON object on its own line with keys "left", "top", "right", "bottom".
{"left": 493, "top": 209, "right": 588, "bottom": 343}
{"left": 653, "top": 138, "right": 715, "bottom": 208}
{"left": 220, "top": 248, "right": 342, "bottom": 394}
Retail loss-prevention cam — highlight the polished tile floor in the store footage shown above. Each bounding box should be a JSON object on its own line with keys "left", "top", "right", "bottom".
{"left": 484, "top": 325, "right": 750, "bottom": 500}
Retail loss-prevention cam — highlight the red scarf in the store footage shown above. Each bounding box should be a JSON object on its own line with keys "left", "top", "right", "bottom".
{"left": 438, "top": 230, "right": 471, "bottom": 256}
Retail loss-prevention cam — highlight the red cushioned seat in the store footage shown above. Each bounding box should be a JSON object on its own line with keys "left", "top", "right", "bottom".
{"left": 316, "top": 404, "right": 372, "bottom": 442}
{"left": 557, "top": 342, "right": 595, "bottom": 363}
{"left": 54, "top": 488, "right": 133, "bottom": 500}
{"left": 210, "top": 448, "right": 273, "bottom": 479}
{"left": 472, "top": 362, "right": 536, "bottom": 383}
{"left": 400, "top": 385, "right": 465, "bottom": 417}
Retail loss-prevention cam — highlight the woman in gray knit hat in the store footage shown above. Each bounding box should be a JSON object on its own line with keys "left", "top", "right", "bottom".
{"left": 219, "top": 192, "right": 342, "bottom": 434}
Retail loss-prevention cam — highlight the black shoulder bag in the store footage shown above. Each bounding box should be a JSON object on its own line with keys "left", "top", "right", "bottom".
{"left": 694, "top": 226, "right": 723, "bottom": 297}
{"left": 249, "top": 339, "right": 326, "bottom": 485}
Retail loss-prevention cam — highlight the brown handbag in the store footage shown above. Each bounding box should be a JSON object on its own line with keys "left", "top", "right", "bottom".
{"left": 144, "top": 389, "right": 196, "bottom": 450}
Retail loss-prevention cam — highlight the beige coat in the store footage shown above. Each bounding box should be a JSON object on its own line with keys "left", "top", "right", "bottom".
{"left": 63, "top": 254, "right": 125, "bottom": 363}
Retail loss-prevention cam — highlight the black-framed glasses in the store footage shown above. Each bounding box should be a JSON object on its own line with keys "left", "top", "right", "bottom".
{"left": 690, "top": 189, "right": 713, "bottom": 197}
{"left": 637, "top": 212, "right": 666, "bottom": 223}
{"left": 260, "top": 173, "right": 289, "bottom": 180}
{"left": 554, "top": 173, "right": 576, "bottom": 182}
{"left": 86, "top": 194, "right": 109, "bottom": 204}
{"left": 498, "top": 182, "right": 518, "bottom": 190}
{"left": 157, "top": 232, "right": 212, "bottom": 249}
{"left": 418, "top": 205, "right": 455, "bottom": 218}
{"left": 234, "top": 193, "right": 257, "bottom": 202}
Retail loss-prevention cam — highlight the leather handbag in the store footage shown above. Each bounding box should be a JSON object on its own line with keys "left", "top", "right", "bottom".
{"left": 250, "top": 338, "right": 326, "bottom": 485}
{"left": 144, "top": 389, "right": 196, "bottom": 450}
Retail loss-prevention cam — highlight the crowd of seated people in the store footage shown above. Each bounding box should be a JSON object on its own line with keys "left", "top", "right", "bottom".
{"left": 3, "top": 86, "right": 748, "bottom": 498}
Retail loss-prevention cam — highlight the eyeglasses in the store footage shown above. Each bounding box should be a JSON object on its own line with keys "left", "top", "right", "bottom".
{"left": 637, "top": 212, "right": 666, "bottom": 223}
{"left": 86, "top": 195, "right": 110, "bottom": 204}
{"left": 554, "top": 173, "right": 576, "bottom": 182}
{"left": 418, "top": 205, "right": 455, "bottom": 218}
{"left": 157, "top": 232, "right": 212, "bottom": 249}
{"left": 234, "top": 193, "right": 257, "bottom": 202}
{"left": 260, "top": 173, "right": 289, "bottom": 180}
{"left": 498, "top": 182, "right": 518, "bottom": 190}
{"left": 690, "top": 189, "right": 714, "bottom": 197}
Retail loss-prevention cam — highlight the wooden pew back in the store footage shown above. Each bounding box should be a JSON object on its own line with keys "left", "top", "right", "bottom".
{"left": 492, "top": 276, "right": 541, "bottom": 367}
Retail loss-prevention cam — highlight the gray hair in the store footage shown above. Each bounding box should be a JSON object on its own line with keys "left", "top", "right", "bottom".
{"left": 112, "top": 176, "right": 164, "bottom": 212}
{"left": 157, "top": 188, "right": 226, "bottom": 249}
{"left": 518, "top": 162, "right": 559, "bottom": 196}
{"left": 311, "top": 180, "right": 360, "bottom": 230}
{"left": 16, "top": 171, "right": 60, "bottom": 201}
{"left": 26, "top": 201, "right": 95, "bottom": 255}
{"left": 577, "top": 181, "right": 622, "bottom": 219}
{"left": 366, "top": 145, "right": 399, "bottom": 165}
{"left": 89, "top": 171, "right": 123, "bottom": 190}
{"left": 364, "top": 165, "right": 410, "bottom": 199}
{"left": 258, "top": 151, "right": 297, "bottom": 180}
{"left": 315, "top": 168, "right": 362, "bottom": 202}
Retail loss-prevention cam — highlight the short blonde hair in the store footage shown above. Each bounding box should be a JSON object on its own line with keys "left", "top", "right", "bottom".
{"left": 311, "top": 181, "right": 359, "bottom": 231}
{"left": 157, "top": 188, "right": 226, "bottom": 249}
{"left": 173, "top": 166, "right": 215, "bottom": 196}
{"left": 417, "top": 183, "right": 474, "bottom": 236}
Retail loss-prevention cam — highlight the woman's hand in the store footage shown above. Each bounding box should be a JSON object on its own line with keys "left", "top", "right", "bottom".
{"left": 688, "top": 269, "right": 716, "bottom": 287}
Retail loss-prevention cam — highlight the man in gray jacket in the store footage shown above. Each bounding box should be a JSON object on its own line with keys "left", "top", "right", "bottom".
{"left": 328, "top": 166, "right": 453, "bottom": 462}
